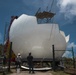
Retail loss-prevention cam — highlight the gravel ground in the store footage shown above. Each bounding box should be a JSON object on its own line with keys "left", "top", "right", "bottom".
{"left": 9, "top": 69, "right": 52, "bottom": 75}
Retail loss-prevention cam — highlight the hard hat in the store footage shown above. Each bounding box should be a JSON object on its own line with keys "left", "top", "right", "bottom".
{"left": 18, "top": 53, "right": 20, "bottom": 56}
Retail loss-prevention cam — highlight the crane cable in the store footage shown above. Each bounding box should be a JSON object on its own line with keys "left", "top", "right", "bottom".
{"left": 49, "top": 0, "right": 54, "bottom": 12}
{"left": 39, "top": 0, "right": 55, "bottom": 65}
{"left": 39, "top": 25, "right": 53, "bottom": 66}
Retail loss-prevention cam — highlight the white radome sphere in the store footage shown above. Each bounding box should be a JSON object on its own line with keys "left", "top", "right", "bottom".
{"left": 9, "top": 14, "right": 67, "bottom": 58}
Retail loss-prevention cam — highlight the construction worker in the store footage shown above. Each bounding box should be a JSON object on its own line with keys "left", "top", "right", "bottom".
{"left": 27, "top": 52, "right": 34, "bottom": 74}
{"left": 15, "top": 53, "right": 22, "bottom": 69}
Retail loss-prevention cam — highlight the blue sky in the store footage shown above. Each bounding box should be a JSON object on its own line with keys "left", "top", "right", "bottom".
{"left": 0, "top": 0, "right": 76, "bottom": 56}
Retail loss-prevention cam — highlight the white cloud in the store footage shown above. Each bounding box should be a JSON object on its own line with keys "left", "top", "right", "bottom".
{"left": 67, "top": 42, "right": 76, "bottom": 49}
{"left": 57, "top": 0, "right": 76, "bottom": 19}
{"left": 62, "top": 51, "right": 72, "bottom": 58}
{"left": 62, "top": 42, "right": 76, "bottom": 58}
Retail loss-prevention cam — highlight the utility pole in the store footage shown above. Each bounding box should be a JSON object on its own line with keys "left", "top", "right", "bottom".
{"left": 72, "top": 47, "right": 75, "bottom": 69}
{"left": 8, "top": 42, "right": 12, "bottom": 72}
{"left": 52, "top": 45, "right": 55, "bottom": 71}
{"left": 2, "top": 23, "right": 7, "bottom": 55}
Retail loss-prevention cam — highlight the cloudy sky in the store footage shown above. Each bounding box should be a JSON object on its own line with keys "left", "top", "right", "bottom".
{"left": 0, "top": 0, "right": 76, "bottom": 56}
